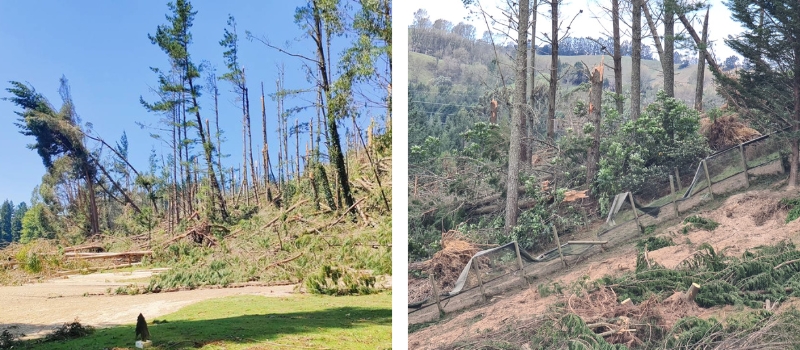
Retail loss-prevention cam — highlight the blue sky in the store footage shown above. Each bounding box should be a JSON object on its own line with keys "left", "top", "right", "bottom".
{"left": 0, "top": 1, "right": 386, "bottom": 205}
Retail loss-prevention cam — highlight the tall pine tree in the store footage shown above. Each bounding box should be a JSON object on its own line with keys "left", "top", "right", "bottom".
{"left": 720, "top": 0, "right": 800, "bottom": 187}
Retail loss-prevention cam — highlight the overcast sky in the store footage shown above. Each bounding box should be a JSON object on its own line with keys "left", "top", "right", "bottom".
{"left": 397, "top": 0, "right": 743, "bottom": 60}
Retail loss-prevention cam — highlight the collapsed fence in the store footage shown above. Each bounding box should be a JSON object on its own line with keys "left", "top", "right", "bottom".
{"left": 409, "top": 128, "right": 791, "bottom": 325}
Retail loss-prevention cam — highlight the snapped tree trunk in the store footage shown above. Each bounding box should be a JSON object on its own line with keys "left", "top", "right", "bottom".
{"left": 506, "top": 0, "right": 530, "bottom": 232}
{"left": 260, "top": 82, "right": 274, "bottom": 204}
{"left": 695, "top": 7, "right": 710, "bottom": 111}
{"left": 187, "top": 77, "right": 229, "bottom": 220}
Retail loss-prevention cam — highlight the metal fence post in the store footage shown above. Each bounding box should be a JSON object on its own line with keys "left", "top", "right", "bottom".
{"left": 739, "top": 143, "right": 750, "bottom": 188}
{"left": 513, "top": 241, "right": 529, "bottom": 286}
{"left": 669, "top": 175, "right": 679, "bottom": 217}
{"left": 471, "top": 258, "right": 487, "bottom": 302}
{"left": 429, "top": 274, "right": 444, "bottom": 318}
{"left": 628, "top": 192, "right": 644, "bottom": 234}
{"left": 702, "top": 159, "right": 714, "bottom": 200}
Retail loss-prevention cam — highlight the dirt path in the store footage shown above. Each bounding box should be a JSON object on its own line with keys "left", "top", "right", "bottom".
{"left": 0, "top": 269, "right": 296, "bottom": 339}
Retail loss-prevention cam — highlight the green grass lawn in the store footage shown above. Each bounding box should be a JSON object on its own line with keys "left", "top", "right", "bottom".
{"left": 21, "top": 293, "right": 391, "bottom": 350}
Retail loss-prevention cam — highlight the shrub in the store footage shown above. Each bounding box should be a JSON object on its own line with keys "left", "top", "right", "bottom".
{"left": 684, "top": 215, "right": 720, "bottom": 231}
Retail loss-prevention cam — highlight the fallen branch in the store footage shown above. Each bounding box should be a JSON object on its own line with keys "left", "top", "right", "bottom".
{"left": 63, "top": 244, "right": 106, "bottom": 253}
{"left": 304, "top": 197, "right": 366, "bottom": 234}
{"left": 774, "top": 258, "right": 800, "bottom": 270}
{"left": 266, "top": 252, "right": 304, "bottom": 269}
{"left": 57, "top": 262, "right": 142, "bottom": 276}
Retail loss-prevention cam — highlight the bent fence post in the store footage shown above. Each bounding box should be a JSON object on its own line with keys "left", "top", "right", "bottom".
{"left": 472, "top": 258, "right": 487, "bottom": 302}
{"left": 702, "top": 159, "right": 714, "bottom": 200}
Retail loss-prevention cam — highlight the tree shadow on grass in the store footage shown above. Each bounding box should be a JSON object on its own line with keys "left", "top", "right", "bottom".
{"left": 16, "top": 306, "right": 391, "bottom": 350}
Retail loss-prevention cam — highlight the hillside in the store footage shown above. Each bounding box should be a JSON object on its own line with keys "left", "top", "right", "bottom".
{"left": 409, "top": 176, "right": 800, "bottom": 349}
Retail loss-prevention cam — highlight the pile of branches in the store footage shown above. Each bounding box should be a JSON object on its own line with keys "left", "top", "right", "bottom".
{"left": 700, "top": 114, "right": 761, "bottom": 150}
{"left": 604, "top": 241, "right": 800, "bottom": 309}
{"left": 408, "top": 230, "right": 480, "bottom": 292}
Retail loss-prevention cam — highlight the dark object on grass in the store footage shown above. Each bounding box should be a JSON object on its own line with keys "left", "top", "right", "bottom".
{"left": 45, "top": 319, "right": 94, "bottom": 341}
{"left": 136, "top": 313, "right": 150, "bottom": 342}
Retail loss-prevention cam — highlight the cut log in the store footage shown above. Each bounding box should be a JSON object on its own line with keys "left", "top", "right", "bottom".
{"left": 685, "top": 283, "right": 701, "bottom": 302}
{"left": 64, "top": 251, "right": 153, "bottom": 260}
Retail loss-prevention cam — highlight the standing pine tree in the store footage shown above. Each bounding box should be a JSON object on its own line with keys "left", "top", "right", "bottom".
{"left": 0, "top": 200, "right": 13, "bottom": 242}
{"left": 11, "top": 202, "right": 27, "bottom": 242}
{"left": 147, "top": 0, "right": 228, "bottom": 219}
{"left": 720, "top": 0, "right": 800, "bottom": 187}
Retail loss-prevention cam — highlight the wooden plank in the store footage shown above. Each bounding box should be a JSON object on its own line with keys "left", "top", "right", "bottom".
{"left": 670, "top": 174, "right": 679, "bottom": 217}
{"left": 740, "top": 143, "right": 750, "bottom": 188}
{"left": 429, "top": 275, "right": 444, "bottom": 317}
{"left": 628, "top": 192, "right": 643, "bottom": 234}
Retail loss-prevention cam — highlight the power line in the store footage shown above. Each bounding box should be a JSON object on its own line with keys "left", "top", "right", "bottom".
{"left": 409, "top": 100, "right": 481, "bottom": 108}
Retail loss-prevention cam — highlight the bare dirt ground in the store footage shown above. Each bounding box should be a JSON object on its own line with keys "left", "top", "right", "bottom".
{"left": 409, "top": 186, "right": 800, "bottom": 349}
{"left": 0, "top": 269, "right": 296, "bottom": 339}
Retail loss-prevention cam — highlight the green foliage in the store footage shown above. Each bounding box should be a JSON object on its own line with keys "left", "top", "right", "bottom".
{"left": 605, "top": 241, "right": 800, "bottom": 308}
{"left": 684, "top": 215, "right": 720, "bottom": 231}
{"left": 529, "top": 314, "right": 628, "bottom": 350}
{"left": 779, "top": 196, "right": 800, "bottom": 223}
{"left": 665, "top": 316, "right": 722, "bottom": 348}
{"left": 19, "top": 203, "right": 55, "bottom": 243}
{"left": 636, "top": 236, "right": 674, "bottom": 251}
{"left": 305, "top": 264, "right": 377, "bottom": 296}
{"left": 596, "top": 91, "right": 709, "bottom": 197}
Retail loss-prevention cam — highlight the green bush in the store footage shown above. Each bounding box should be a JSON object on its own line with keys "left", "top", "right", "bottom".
{"left": 684, "top": 215, "right": 720, "bottom": 231}
{"left": 779, "top": 197, "right": 800, "bottom": 223}
{"left": 304, "top": 264, "right": 377, "bottom": 295}
{"left": 595, "top": 91, "right": 709, "bottom": 198}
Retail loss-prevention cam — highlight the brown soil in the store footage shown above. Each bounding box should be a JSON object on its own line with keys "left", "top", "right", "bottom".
{"left": 0, "top": 269, "right": 296, "bottom": 339}
{"left": 409, "top": 187, "right": 800, "bottom": 349}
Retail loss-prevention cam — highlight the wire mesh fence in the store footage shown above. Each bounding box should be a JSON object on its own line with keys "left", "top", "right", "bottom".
{"left": 408, "top": 129, "right": 791, "bottom": 326}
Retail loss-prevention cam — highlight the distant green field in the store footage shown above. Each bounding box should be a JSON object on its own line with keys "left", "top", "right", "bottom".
{"left": 22, "top": 293, "right": 391, "bottom": 350}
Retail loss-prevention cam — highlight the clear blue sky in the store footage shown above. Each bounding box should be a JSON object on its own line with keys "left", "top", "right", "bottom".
{"left": 0, "top": 1, "right": 385, "bottom": 205}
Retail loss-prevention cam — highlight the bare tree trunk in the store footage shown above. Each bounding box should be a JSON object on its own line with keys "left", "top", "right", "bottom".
{"left": 586, "top": 66, "right": 603, "bottom": 188}
{"left": 295, "top": 119, "right": 301, "bottom": 182}
{"left": 243, "top": 69, "right": 259, "bottom": 205}
{"left": 261, "top": 82, "right": 274, "bottom": 203}
{"left": 664, "top": 0, "right": 675, "bottom": 98}
{"left": 241, "top": 82, "right": 250, "bottom": 207}
{"left": 695, "top": 7, "right": 709, "bottom": 112}
{"left": 211, "top": 76, "right": 224, "bottom": 197}
{"left": 632, "top": 0, "right": 642, "bottom": 120}
{"left": 276, "top": 76, "right": 285, "bottom": 189}
{"left": 85, "top": 169, "right": 100, "bottom": 235}
{"left": 507, "top": 0, "right": 529, "bottom": 232}
{"left": 187, "top": 77, "right": 229, "bottom": 220}
{"left": 547, "top": 0, "right": 558, "bottom": 140}
{"left": 612, "top": 0, "right": 623, "bottom": 114}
